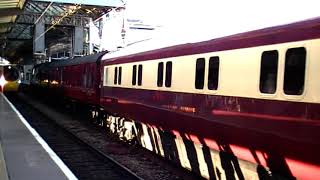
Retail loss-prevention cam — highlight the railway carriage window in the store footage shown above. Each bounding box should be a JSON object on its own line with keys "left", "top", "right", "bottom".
{"left": 90, "top": 66, "right": 94, "bottom": 88}
{"left": 78, "top": 68, "right": 82, "bottom": 86}
{"left": 284, "top": 47, "right": 306, "bottom": 95}
{"left": 60, "top": 69, "right": 63, "bottom": 84}
{"left": 260, "top": 51, "right": 278, "bottom": 94}
{"left": 208, "top": 56, "right": 220, "bottom": 90}
{"left": 195, "top": 58, "right": 205, "bottom": 89}
{"left": 114, "top": 67, "right": 118, "bottom": 85}
{"left": 165, "top": 62, "right": 172, "bottom": 87}
{"left": 138, "top": 65, "right": 143, "bottom": 86}
{"left": 104, "top": 67, "right": 108, "bottom": 85}
{"left": 118, "top": 66, "right": 122, "bottom": 85}
{"left": 83, "top": 67, "right": 88, "bottom": 87}
{"left": 88, "top": 73, "right": 91, "bottom": 88}
{"left": 157, "top": 62, "right": 164, "bottom": 87}
{"left": 89, "top": 71, "right": 93, "bottom": 88}
{"left": 132, "top": 65, "right": 137, "bottom": 85}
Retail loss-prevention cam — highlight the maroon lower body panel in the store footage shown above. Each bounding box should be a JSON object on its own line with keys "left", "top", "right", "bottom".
{"left": 64, "top": 87, "right": 99, "bottom": 106}
{"left": 101, "top": 87, "right": 320, "bottom": 179}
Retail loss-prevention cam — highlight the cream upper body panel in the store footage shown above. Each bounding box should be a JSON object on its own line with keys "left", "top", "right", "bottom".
{"left": 103, "top": 39, "right": 320, "bottom": 104}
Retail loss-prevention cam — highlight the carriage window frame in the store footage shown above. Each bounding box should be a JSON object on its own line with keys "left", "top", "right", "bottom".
{"left": 208, "top": 56, "right": 220, "bottom": 90}
{"left": 283, "top": 47, "right": 306, "bottom": 95}
{"left": 195, "top": 58, "right": 205, "bottom": 89}
{"left": 259, "top": 50, "right": 278, "bottom": 94}
{"left": 118, "top": 66, "right": 122, "bottom": 85}
{"left": 138, "top": 64, "right": 143, "bottom": 86}
{"left": 157, "top": 62, "right": 164, "bottom": 87}
{"left": 132, "top": 65, "right": 137, "bottom": 85}
{"left": 104, "top": 67, "right": 108, "bottom": 86}
{"left": 165, "top": 61, "right": 172, "bottom": 87}
{"left": 82, "top": 66, "right": 89, "bottom": 88}
{"left": 114, "top": 67, "right": 118, "bottom": 85}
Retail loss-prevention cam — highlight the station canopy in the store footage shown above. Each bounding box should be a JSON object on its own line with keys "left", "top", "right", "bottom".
{"left": 0, "top": 0, "right": 25, "bottom": 34}
{"left": 0, "top": 0, "right": 123, "bottom": 61}
{"left": 35, "top": 0, "right": 124, "bottom": 7}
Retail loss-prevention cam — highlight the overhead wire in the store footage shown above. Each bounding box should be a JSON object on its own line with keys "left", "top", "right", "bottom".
{"left": 34, "top": 1, "right": 53, "bottom": 25}
{"left": 34, "top": 0, "right": 84, "bottom": 42}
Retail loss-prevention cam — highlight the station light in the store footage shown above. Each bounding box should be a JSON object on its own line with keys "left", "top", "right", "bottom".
{"left": 0, "top": 75, "right": 7, "bottom": 89}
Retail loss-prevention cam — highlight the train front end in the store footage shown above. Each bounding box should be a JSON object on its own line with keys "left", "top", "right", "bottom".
{"left": 0, "top": 65, "right": 20, "bottom": 92}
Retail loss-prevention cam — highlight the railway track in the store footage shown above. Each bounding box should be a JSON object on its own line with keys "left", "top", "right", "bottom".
{"left": 7, "top": 92, "right": 204, "bottom": 180}
{"left": 6, "top": 93, "right": 142, "bottom": 180}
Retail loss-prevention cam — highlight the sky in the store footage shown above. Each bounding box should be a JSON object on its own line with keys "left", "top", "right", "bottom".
{"left": 125, "top": 0, "right": 320, "bottom": 43}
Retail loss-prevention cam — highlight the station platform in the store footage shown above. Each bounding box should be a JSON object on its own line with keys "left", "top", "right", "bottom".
{"left": 0, "top": 93, "right": 77, "bottom": 180}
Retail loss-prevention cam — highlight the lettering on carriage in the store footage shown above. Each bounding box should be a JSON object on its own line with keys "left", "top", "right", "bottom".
{"left": 179, "top": 106, "right": 196, "bottom": 113}
{"left": 162, "top": 104, "right": 196, "bottom": 113}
